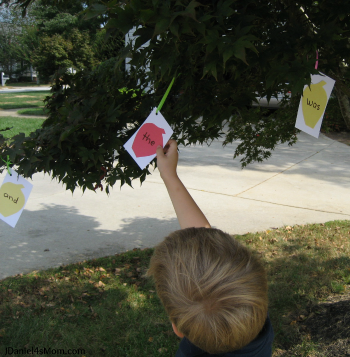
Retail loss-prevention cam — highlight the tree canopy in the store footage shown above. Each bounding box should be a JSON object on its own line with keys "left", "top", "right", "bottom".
{"left": 0, "top": 0, "right": 114, "bottom": 81}
{"left": 0, "top": 3, "right": 36, "bottom": 78}
{"left": 1, "top": 0, "right": 349, "bottom": 193}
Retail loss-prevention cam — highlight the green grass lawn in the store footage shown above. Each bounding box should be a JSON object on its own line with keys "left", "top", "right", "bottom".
{"left": 17, "top": 108, "right": 48, "bottom": 116}
{"left": 0, "top": 116, "right": 45, "bottom": 139}
{"left": 0, "top": 91, "right": 50, "bottom": 110}
{"left": 0, "top": 221, "right": 349, "bottom": 357}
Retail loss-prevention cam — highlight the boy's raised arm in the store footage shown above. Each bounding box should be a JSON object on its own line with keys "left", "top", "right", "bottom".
{"left": 156, "top": 140, "right": 211, "bottom": 229}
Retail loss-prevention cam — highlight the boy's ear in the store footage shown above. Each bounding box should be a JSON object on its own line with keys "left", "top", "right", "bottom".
{"left": 172, "top": 322, "right": 185, "bottom": 338}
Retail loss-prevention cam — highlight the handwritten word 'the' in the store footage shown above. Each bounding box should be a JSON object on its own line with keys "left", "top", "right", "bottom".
{"left": 142, "top": 132, "right": 156, "bottom": 146}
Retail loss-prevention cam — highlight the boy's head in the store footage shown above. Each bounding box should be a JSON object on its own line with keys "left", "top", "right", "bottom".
{"left": 147, "top": 227, "right": 268, "bottom": 354}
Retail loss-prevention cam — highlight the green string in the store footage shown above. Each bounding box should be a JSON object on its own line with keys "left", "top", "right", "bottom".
{"left": 156, "top": 75, "right": 177, "bottom": 114}
{"left": 1, "top": 155, "right": 12, "bottom": 176}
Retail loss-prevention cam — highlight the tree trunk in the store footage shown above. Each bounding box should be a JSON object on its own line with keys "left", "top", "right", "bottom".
{"left": 334, "top": 84, "right": 350, "bottom": 130}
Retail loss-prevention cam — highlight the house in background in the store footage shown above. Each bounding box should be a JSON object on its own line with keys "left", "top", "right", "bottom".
{"left": 0, "top": 63, "right": 38, "bottom": 84}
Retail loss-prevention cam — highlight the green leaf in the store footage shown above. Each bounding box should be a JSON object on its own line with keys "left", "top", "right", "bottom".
{"left": 105, "top": 6, "right": 135, "bottom": 34}
{"left": 223, "top": 48, "right": 235, "bottom": 66}
{"left": 206, "top": 41, "right": 217, "bottom": 54}
{"left": 30, "top": 156, "right": 40, "bottom": 163}
{"left": 139, "top": 9, "right": 156, "bottom": 23}
{"left": 169, "top": 21, "right": 180, "bottom": 37}
{"left": 153, "top": 17, "right": 171, "bottom": 37}
{"left": 84, "top": 4, "right": 108, "bottom": 20}
{"left": 233, "top": 46, "right": 247, "bottom": 64}
{"left": 183, "top": 0, "right": 203, "bottom": 21}
{"left": 235, "top": 26, "right": 254, "bottom": 37}
{"left": 198, "top": 14, "right": 213, "bottom": 22}
{"left": 140, "top": 172, "right": 147, "bottom": 185}
{"left": 134, "top": 27, "right": 153, "bottom": 49}
{"left": 202, "top": 62, "right": 217, "bottom": 80}
{"left": 216, "top": 0, "right": 235, "bottom": 17}
{"left": 115, "top": 43, "right": 132, "bottom": 68}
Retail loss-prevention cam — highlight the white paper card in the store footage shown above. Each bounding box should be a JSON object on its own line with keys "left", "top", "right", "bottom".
{"left": 0, "top": 168, "right": 33, "bottom": 228}
{"left": 123, "top": 108, "right": 173, "bottom": 170}
{"left": 295, "top": 73, "right": 335, "bottom": 138}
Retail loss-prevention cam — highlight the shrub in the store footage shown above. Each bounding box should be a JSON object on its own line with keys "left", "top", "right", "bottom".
{"left": 322, "top": 96, "right": 348, "bottom": 133}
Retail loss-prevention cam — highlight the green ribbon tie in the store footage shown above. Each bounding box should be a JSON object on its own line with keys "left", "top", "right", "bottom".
{"left": 156, "top": 75, "right": 178, "bottom": 114}
{"left": 1, "top": 155, "right": 12, "bottom": 176}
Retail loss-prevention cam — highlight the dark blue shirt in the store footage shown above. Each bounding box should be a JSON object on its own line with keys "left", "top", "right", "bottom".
{"left": 175, "top": 314, "right": 274, "bottom": 357}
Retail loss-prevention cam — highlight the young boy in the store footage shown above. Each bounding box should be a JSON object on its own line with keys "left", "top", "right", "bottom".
{"left": 147, "top": 140, "right": 274, "bottom": 356}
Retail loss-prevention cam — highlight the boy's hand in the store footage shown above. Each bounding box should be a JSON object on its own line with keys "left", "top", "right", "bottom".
{"left": 156, "top": 140, "right": 178, "bottom": 181}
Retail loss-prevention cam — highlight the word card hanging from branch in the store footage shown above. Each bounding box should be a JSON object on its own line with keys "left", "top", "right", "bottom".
{"left": 124, "top": 108, "right": 173, "bottom": 170}
{"left": 295, "top": 73, "right": 335, "bottom": 138}
{"left": 0, "top": 168, "right": 33, "bottom": 228}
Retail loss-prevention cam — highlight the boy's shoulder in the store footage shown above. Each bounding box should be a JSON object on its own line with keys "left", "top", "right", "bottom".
{"left": 175, "top": 314, "right": 274, "bottom": 357}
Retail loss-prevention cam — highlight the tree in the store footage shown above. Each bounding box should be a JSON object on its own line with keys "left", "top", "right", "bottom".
{"left": 0, "top": 0, "right": 109, "bottom": 81}
{"left": 1, "top": 0, "right": 350, "bottom": 194}
{"left": 0, "top": 4, "right": 36, "bottom": 79}
{"left": 31, "top": 28, "right": 97, "bottom": 82}
{"left": 26, "top": 1, "right": 104, "bottom": 81}
{"left": 0, "top": 22, "right": 20, "bottom": 77}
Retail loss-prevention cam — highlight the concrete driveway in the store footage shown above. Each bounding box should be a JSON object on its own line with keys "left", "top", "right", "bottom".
{"left": 0, "top": 130, "right": 349, "bottom": 280}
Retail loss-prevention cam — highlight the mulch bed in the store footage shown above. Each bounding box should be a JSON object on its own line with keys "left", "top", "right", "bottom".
{"left": 323, "top": 131, "right": 350, "bottom": 146}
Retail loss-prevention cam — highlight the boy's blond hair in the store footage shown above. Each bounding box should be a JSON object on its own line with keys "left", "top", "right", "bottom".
{"left": 147, "top": 227, "right": 268, "bottom": 354}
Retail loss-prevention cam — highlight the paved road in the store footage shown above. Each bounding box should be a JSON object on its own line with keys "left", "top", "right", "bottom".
{"left": 0, "top": 86, "right": 51, "bottom": 93}
{"left": 1, "top": 129, "right": 349, "bottom": 280}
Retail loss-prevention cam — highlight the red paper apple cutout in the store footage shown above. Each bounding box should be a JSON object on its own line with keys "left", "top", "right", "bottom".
{"left": 132, "top": 123, "right": 166, "bottom": 158}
